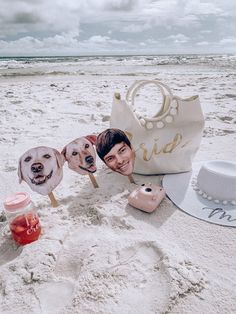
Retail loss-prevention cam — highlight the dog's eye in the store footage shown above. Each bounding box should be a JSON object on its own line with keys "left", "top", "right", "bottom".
{"left": 141, "top": 183, "right": 145, "bottom": 186}
{"left": 43, "top": 154, "right": 51, "bottom": 159}
{"left": 85, "top": 144, "right": 89, "bottom": 149}
{"left": 72, "top": 151, "right": 78, "bottom": 156}
{"left": 24, "top": 156, "right": 32, "bottom": 162}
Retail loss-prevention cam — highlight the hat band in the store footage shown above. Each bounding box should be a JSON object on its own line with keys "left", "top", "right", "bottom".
{"left": 192, "top": 179, "right": 236, "bottom": 205}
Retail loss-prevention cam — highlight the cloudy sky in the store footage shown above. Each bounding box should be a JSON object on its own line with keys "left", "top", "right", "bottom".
{"left": 0, "top": 0, "right": 236, "bottom": 56}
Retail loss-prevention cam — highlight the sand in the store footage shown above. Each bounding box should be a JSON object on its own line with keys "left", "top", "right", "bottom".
{"left": 0, "top": 57, "right": 236, "bottom": 313}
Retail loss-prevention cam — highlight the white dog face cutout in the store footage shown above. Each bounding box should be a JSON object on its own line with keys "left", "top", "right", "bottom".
{"left": 62, "top": 135, "right": 97, "bottom": 175}
{"left": 18, "top": 146, "right": 64, "bottom": 196}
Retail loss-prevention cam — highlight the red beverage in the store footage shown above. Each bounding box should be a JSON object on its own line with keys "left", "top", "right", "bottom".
{"left": 4, "top": 192, "right": 41, "bottom": 245}
{"left": 10, "top": 213, "right": 41, "bottom": 245}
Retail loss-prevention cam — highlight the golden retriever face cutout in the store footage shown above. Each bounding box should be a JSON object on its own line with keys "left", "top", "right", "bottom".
{"left": 18, "top": 146, "right": 64, "bottom": 196}
{"left": 62, "top": 136, "right": 97, "bottom": 175}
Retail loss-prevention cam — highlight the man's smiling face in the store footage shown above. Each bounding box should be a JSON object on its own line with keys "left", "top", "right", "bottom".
{"left": 103, "top": 141, "right": 135, "bottom": 176}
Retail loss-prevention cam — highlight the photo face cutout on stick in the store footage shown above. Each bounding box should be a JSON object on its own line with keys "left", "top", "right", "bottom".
{"left": 96, "top": 128, "right": 135, "bottom": 176}
{"left": 18, "top": 146, "right": 64, "bottom": 196}
{"left": 62, "top": 135, "right": 97, "bottom": 175}
{"left": 104, "top": 142, "right": 135, "bottom": 176}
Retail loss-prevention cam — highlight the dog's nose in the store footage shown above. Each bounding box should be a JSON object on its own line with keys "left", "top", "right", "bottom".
{"left": 31, "top": 163, "right": 44, "bottom": 173}
{"left": 145, "top": 188, "right": 152, "bottom": 192}
{"left": 85, "top": 156, "right": 94, "bottom": 164}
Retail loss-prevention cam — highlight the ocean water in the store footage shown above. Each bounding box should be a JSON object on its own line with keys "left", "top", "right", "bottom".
{"left": 0, "top": 54, "right": 235, "bottom": 77}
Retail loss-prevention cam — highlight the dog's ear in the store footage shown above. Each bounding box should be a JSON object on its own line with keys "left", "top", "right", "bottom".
{"left": 61, "top": 146, "right": 67, "bottom": 160}
{"left": 54, "top": 149, "right": 65, "bottom": 169}
{"left": 17, "top": 157, "right": 23, "bottom": 183}
{"left": 85, "top": 135, "right": 97, "bottom": 145}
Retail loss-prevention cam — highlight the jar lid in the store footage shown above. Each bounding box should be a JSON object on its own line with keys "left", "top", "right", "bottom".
{"left": 4, "top": 192, "right": 31, "bottom": 212}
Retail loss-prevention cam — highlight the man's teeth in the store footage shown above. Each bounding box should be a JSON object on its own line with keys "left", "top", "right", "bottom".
{"left": 120, "top": 162, "right": 128, "bottom": 170}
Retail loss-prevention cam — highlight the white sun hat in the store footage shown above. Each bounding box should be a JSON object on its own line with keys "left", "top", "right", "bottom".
{"left": 162, "top": 160, "right": 236, "bottom": 227}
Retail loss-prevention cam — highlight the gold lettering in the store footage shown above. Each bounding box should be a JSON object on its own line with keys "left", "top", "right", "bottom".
{"left": 138, "top": 133, "right": 183, "bottom": 161}
{"left": 140, "top": 143, "right": 149, "bottom": 161}
{"left": 139, "top": 139, "right": 160, "bottom": 161}
{"left": 162, "top": 133, "right": 182, "bottom": 153}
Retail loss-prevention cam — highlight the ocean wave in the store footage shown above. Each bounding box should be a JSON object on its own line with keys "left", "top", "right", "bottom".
{"left": 0, "top": 54, "right": 235, "bottom": 77}
{"left": 0, "top": 70, "right": 81, "bottom": 77}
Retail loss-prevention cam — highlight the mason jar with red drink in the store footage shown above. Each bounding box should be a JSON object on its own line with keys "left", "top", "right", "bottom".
{"left": 3, "top": 192, "right": 41, "bottom": 245}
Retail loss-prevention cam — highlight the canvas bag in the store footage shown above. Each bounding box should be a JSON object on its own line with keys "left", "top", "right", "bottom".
{"left": 110, "top": 80, "right": 205, "bottom": 175}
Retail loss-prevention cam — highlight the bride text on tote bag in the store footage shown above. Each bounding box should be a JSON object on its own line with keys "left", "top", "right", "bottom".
{"left": 110, "top": 80, "right": 205, "bottom": 175}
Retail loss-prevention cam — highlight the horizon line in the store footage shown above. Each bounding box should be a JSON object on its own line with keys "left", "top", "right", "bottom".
{"left": 0, "top": 52, "right": 235, "bottom": 58}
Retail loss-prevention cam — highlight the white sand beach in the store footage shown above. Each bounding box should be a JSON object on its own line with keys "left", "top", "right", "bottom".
{"left": 0, "top": 55, "right": 236, "bottom": 313}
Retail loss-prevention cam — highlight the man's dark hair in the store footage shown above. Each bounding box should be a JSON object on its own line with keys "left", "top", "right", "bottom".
{"left": 96, "top": 128, "right": 131, "bottom": 161}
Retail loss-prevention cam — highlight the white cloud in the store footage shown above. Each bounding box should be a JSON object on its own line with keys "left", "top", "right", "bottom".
{"left": 196, "top": 41, "right": 209, "bottom": 46}
{"left": 219, "top": 37, "right": 236, "bottom": 45}
{"left": 0, "top": 0, "right": 81, "bottom": 38}
{"left": 121, "top": 23, "right": 151, "bottom": 33}
{"left": 43, "top": 30, "right": 80, "bottom": 46}
{"left": 0, "top": 31, "right": 130, "bottom": 56}
{"left": 85, "top": 0, "right": 148, "bottom": 12}
{"left": 0, "top": 0, "right": 236, "bottom": 55}
{"left": 88, "top": 35, "right": 110, "bottom": 44}
{"left": 184, "top": 0, "right": 224, "bottom": 16}
{"left": 167, "top": 33, "right": 190, "bottom": 44}
{"left": 200, "top": 30, "right": 212, "bottom": 34}
{"left": 95, "top": 0, "right": 137, "bottom": 11}
{"left": 0, "top": 30, "right": 80, "bottom": 55}
{"left": 86, "top": 35, "right": 127, "bottom": 45}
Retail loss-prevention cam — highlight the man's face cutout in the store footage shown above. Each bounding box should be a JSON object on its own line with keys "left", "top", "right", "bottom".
{"left": 103, "top": 141, "right": 135, "bottom": 176}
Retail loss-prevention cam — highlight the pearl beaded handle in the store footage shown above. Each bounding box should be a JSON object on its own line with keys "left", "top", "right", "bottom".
{"left": 126, "top": 80, "right": 174, "bottom": 120}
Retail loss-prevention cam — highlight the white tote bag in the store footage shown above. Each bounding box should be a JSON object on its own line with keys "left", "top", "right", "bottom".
{"left": 110, "top": 80, "right": 205, "bottom": 175}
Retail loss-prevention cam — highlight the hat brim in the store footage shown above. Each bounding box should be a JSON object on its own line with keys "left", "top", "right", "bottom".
{"left": 162, "top": 162, "right": 236, "bottom": 227}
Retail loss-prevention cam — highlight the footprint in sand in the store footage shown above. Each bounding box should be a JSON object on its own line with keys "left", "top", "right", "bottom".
{"left": 203, "top": 127, "right": 235, "bottom": 138}
{"left": 34, "top": 281, "right": 74, "bottom": 314}
{"left": 50, "top": 231, "right": 206, "bottom": 314}
{"left": 67, "top": 199, "right": 134, "bottom": 230}
{"left": 0, "top": 213, "right": 23, "bottom": 266}
{"left": 0, "top": 234, "right": 23, "bottom": 267}
{"left": 217, "top": 112, "right": 236, "bottom": 125}
{"left": 68, "top": 202, "right": 104, "bottom": 226}
{"left": 225, "top": 94, "right": 236, "bottom": 99}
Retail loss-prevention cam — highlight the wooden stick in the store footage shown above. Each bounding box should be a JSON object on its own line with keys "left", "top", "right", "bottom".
{"left": 114, "top": 92, "right": 121, "bottom": 100}
{"left": 48, "top": 192, "right": 58, "bottom": 207}
{"left": 128, "top": 174, "right": 135, "bottom": 184}
{"left": 89, "top": 173, "right": 99, "bottom": 188}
